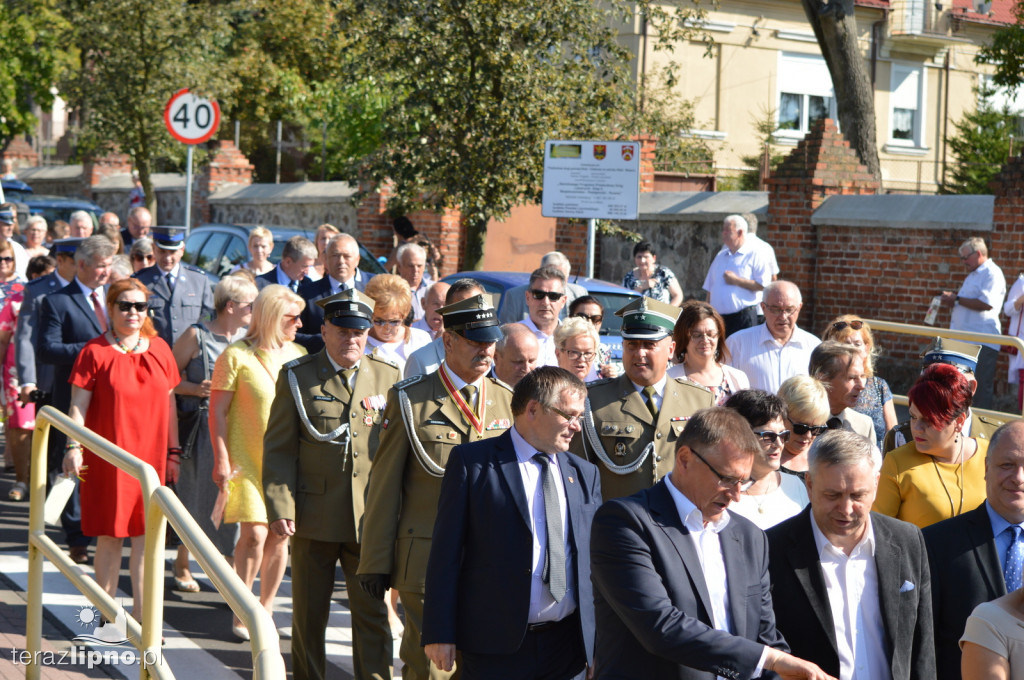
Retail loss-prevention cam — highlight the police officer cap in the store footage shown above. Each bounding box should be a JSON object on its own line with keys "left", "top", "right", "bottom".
{"left": 921, "top": 337, "right": 980, "bottom": 374}
{"left": 52, "top": 237, "right": 85, "bottom": 255}
{"left": 617, "top": 296, "right": 681, "bottom": 341}
{"left": 0, "top": 207, "right": 15, "bottom": 225}
{"left": 438, "top": 294, "right": 502, "bottom": 343}
{"left": 151, "top": 226, "right": 187, "bottom": 250}
{"left": 316, "top": 288, "right": 375, "bottom": 330}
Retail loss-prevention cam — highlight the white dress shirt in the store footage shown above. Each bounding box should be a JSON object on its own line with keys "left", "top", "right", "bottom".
{"left": 521, "top": 316, "right": 559, "bottom": 368}
{"left": 75, "top": 278, "right": 108, "bottom": 327}
{"left": 725, "top": 323, "right": 821, "bottom": 394}
{"left": 952, "top": 258, "right": 1006, "bottom": 349}
{"left": 509, "top": 425, "right": 576, "bottom": 623}
{"left": 810, "top": 514, "right": 890, "bottom": 680}
{"left": 631, "top": 375, "right": 667, "bottom": 413}
{"left": 703, "top": 242, "right": 772, "bottom": 315}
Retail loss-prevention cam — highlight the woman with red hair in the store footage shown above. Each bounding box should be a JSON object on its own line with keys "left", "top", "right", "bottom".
{"left": 62, "top": 278, "right": 181, "bottom": 622}
{"left": 873, "top": 363, "right": 985, "bottom": 529}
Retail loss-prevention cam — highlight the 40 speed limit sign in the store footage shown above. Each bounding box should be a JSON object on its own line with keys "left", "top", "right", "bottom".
{"left": 164, "top": 89, "right": 221, "bottom": 144}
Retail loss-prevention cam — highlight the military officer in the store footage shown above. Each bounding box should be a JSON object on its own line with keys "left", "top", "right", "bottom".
{"left": 357, "top": 293, "right": 514, "bottom": 680}
{"left": 133, "top": 226, "right": 214, "bottom": 345}
{"left": 882, "top": 336, "right": 1004, "bottom": 453}
{"left": 263, "top": 289, "right": 398, "bottom": 680}
{"left": 572, "top": 296, "right": 714, "bottom": 499}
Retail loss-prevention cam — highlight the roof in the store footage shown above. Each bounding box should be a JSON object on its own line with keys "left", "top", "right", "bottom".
{"left": 639, "top": 191, "right": 769, "bottom": 222}
{"left": 812, "top": 194, "right": 995, "bottom": 230}
{"left": 854, "top": 0, "right": 1016, "bottom": 24}
{"left": 208, "top": 181, "right": 357, "bottom": 204}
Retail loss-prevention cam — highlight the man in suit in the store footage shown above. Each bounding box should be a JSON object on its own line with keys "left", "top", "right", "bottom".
{"left": 572, "top": 296, "right": 714, "bottom": 500}
{"left": 358, "top": 293, "right": 515, "bottom": 680}
{"left": 767, "top": 429, "right": 935, "bottom": 680}
{"left": 809, "top": 342, "right": 876, "bottom": 446}
{"left": 38, "top": 235, "right": 116, "bottom": 564}
{"left": 297, "top": 233, "right": 369, "bottom": 352}
{"left": 256, "top": 235, "right": 316, "bottom": 291}
{"left": 422, "top": 367, "right": 602, "bottom": 679}
{"left": 120, "top": 206, "right": 152, "bottom": 248}
{"left": 590, "top": 407, "right": 832, "bottom": 680}
{"left": 16, "top": 238, "right": 80, "bottom": 407}
{"left": 405, "top": 279, "right": 478, "bottom": 378}
{"left": 922, "top": 420, "right": 1024, "bottom": 680}
{"left": 263, "top": 289, "right": 399, "bottom": 680}
{"left": 133, "top": 226, "right": 214, "bottom": 346}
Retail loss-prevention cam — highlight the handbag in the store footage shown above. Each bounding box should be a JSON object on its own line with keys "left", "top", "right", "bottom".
{"left": 177, "top": 324, "right": 210, "bottom": 459}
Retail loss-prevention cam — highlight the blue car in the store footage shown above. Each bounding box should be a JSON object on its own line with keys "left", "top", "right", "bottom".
{"left": 2, "top": 179, "right": 104, "bottom": 225}
{"left": 439, "top": 271, "right": 640, "bottom": 361}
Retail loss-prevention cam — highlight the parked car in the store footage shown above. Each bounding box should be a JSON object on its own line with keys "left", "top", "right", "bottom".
{"left": 439, "top": 271, "right": 639, "bottom": 361}
{"left": 183, "top": 223, "right": 386, "bottom": 283}
{"left": 2, "top": 179, "right": 104, "bottom": 225}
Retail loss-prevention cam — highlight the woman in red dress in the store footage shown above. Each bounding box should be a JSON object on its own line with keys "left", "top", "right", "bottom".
{"left": 62, "top": 278, "right": 180, "bottom": 621}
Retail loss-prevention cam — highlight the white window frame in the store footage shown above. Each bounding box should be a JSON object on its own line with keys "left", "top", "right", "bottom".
{"left": 774, "top": 52, "right": 837, "bottom": 140}
{"left": 888, "top": 62, "right": 927, "bottom": 148}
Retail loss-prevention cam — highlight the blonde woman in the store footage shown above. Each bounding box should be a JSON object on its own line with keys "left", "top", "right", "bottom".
{"left": 776, "top": 374, "right": 831, "bottom": 480}
{"left": 210, "top": 284, "right": 306, "bottom": 640}
{"left": 554, "top": 316, "right": 601, "bottom": 381}
{"left": 363, "top": 273, "right": 430, "bottom": 372}
{"left": 309, "top": 223, "right": 340, "bottom": 282}
{"left": 22, "top": 215, "right": 49, "bottom": 259}
{"left": 231, "top": 226, "right": 274, "bottom": 276}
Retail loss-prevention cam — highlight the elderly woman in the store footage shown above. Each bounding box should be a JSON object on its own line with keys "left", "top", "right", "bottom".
{"left": 725, "top": 389, "right": 808, "bottom": 529}
{"left": 822, "top": 314, "right": 897, "bottom": 443}
{"left": 231, "top": 226, "right": 274, "bottom": 276}
{"left": 668, "top": 301, "right": 749, "bottom": 405}
{"left": 873, "top": 363, "right": 984, "bottom": 529}
{"left": 309, "top": 223, "right": 340, "bottom": 282}
{"left": 211, "top": 284, "right": 305, "bottom": 640}
{"left": 777, "top": 374, "right": 831, "bottom": 480}
{"left": 622, "top": 241, "right": 683, "bottom": 306}
{"left": 555, "top": 316, "right": 601, "bottom": 381}
{"left": 568, "top": 295, "right": 619, "bottom": 378}
{"left": 363, "top": 273, "right": 431, "bottom": 372}
{"left": 169, "top": 273, "right": 255, "bottom": 592}
{"left": 129, "top": 238, "right": 155, "bottom": 273}
{"left": 21, "top": 215, "right": 49, "bottom": 259}
{"left": 62, "top": 278, "right": 180, "bottom": 622}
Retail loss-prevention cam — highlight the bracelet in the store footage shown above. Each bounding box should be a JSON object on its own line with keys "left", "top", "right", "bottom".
{"left": 65, "top": 442, "right": 81, "bottom": 452}
{"left": 168, "top": 447, "right": 183, "bottom": 460}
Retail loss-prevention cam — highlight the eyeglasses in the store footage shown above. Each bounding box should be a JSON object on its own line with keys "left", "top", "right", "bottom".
{"left": 790, "top": 421, "right": 829, "bottom": 437}
{"left": 116, "top": 301, "right": 149, "bottom": 313}
{"left": 831, "top": 320, "right": 864, "bottom": 332}
{"left": 233, "top": 300, "right": 254, "bottom": 311}
{"left": 372, "top": 318, "right": 403, "bottom": 327}
{"left": 960, "top": 251, "right": 977, "bottom": 261}
{"left": 573, "top": 313, "right": 603, "bottom": 324}
{"left": 753, "top": 429, "right": 791, "bottom": 444}
{"left": 689, "top": 330, "right": 719, "bottom": 341}
{"left": 283, "top": 314, "right": 302, "bottom": 325}
{"left": 0, "top": 256, "right": 14, "bottom": 264}
{"left": 764, "top": 305, "right": 800, "bottom": 317}
{"left": 690, "top": 447, "right": 754, "bottom": 492}
{"left": 562, "top": 349, "right": 596, "bottom": 362}
{"left": 529, "top": 289, "right": 565, "bottom": 302}
{"left": 132, "top": 254, "right": 154, "bottom": 262}
{"left": 547, "top": 405, "right": 583, "bottom": 426}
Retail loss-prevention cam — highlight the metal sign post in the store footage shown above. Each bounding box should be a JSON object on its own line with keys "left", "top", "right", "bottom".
{"left": 164, "top": 89, "right": 221, "bottom": 231}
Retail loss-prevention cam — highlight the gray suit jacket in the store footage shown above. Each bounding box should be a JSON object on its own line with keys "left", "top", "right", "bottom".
{"left": 766, "top": 507, "right": 935, "bottom": 680}
{"left": 14, "top": 272, "right": 64, "bottom": 390}
{"left": 134, "top": 263, "right": 214, "bottom": 345}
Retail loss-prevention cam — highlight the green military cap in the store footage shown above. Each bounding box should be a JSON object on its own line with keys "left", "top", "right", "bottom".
{"left": 316, "top": 288, "right": 375, "bottom": 329}
{"left": 921, "top": 337, "right": 980, "bottom": 374}
{"left": 438, "top": 293, "right": 502, "bottom": 343}
{"left": 616, "top": 296, "right": 681, "bottom": 341}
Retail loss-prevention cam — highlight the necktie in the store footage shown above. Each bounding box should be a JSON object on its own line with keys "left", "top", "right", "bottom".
{"left": 90, "top": 290, "right": 107, "bottom": 333}
{"left": 460, "top": 384, "right": 477, "bottom": 409}
{"left": 827, "top": 416, "right": 844, "bottom": 430}
{"left": 1006, "top": 526, "right": 1024, "bottom": 591}
{"left": 290, "top": 279, "right": 300, "bottom": 293}
{"left": 339, "top": 368, "right": 355, "bottom": 397}
{"left": 642, "top": 385, "right": 659, "bottom": 419}
{"left": 533, "top": 453, "right": 566, "bottom": 602}
{"left": 165, "top": 271, "right": 175, "bottom": 292}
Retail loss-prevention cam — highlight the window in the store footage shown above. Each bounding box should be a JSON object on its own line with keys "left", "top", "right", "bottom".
{"left": 776, "top": 53, "right": 836, "bottom": 137}
{"left": 890, "top": 64, "right": 926, "bottom": 146}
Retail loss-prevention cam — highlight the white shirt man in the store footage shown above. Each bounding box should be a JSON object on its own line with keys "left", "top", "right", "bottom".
{"left": 703, "top": 216, "right": 772, "bottom": 323}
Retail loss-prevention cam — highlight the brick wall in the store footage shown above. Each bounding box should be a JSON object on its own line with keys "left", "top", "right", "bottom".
{"left": 0, "top": 138, "right": 38, "bottom": 170}
{"left": 195, "top": 141, "right": 254, "bottom": 227}
{"left": 81, "top": 153, "right": 133, "bottom": 200}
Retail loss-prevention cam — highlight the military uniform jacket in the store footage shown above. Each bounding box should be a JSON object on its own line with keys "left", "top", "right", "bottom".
{"left": 357, "top": 368, "right": 514, "bottom": 593}
{"left": 134, "top": 263, "right": 214, "bottom": 346}
{"left": 882, "top": 410, "right": 1003, "bottom": 454}
{"left": 573, "top": 374, "right": 714, "bottom": 500}
{"left": 262, "top": 350, "right": 399, "bottom": 544}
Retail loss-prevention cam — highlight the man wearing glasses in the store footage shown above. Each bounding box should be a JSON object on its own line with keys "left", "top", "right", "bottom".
{"left": 726, "top": 280, "right": 821, "bottom": 394}
{"left": 591, "top": 407, "right": 831, "bottom": 679}
{"left": 519, "top": 265, "right": 567, "bottom": 368}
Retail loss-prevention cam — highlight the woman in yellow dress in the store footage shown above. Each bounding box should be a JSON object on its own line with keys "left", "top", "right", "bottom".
{"left": 873, "top": 363, "right": 986, "bottom": 529}
{"left": 210, "top": 284, "right": 306, "bottom": 640}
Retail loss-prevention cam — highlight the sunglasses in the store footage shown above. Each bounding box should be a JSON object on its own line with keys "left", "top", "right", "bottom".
{"left": 372, "top": 318, "right": 403, "bottom": 327}
{"left": 0, "top": 256, "right": 14, "bottom": 264}
{"left": 573, "top": 313, "right": 603, "bottom": 324}
{"left": 790, "top": 422, "right": 828, "bottom": 437}
{"left": 117, "top": 301, "right": 149, "bottom": 313}
{"left": 754, "top": 429, "right": 791, "bottom": 444}
{"left": 529, "top": 289, "right": 564, "bottom": 302}
{"left": 132, "top": 254, "right": 154, "bottom": 262}
{"left": 831, "top": 320, "right": 864, "bottom": 332}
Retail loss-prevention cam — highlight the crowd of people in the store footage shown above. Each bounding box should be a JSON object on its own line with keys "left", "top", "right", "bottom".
{"left": 7, "top": 208, "right": 1024, "bottom": 680}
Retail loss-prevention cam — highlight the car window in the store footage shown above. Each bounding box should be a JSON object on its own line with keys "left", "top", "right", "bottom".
{"left": 184, "top": 232, "right": 210, "bottom": 266}
{"left": 358, "top": 244, "right": 386, "bottom": 275}
{"left": 219, "top": 236, "right": 248, "bottom": 277}
{"left": 195, "top": 232, "right": 230, "bottom": 275}
{"left": 588, "top": 292, "right": 634, "bottom": 334}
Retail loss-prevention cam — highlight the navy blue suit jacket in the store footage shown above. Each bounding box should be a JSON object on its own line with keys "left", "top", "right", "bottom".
{"left": 296, "top": 272, "right": 368, "bottom": 352}
{"left": 15, "top": 272, "right": 64, "bottom": 390}
{"left": 590, "top": 481, "right": 787, "bottom": 679}
{"left": 422, "top": 430, "right": 602, "bottom": 663}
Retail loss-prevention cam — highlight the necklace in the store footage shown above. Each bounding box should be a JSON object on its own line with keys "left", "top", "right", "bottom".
{"left": 932, "top": 432, "right": 965, "bottom": 519}
{"left": 748, "top": 471, "right": 777, "bottom": 515}
{"left": 112, "top": 332, "right": 143, "bottom": 354}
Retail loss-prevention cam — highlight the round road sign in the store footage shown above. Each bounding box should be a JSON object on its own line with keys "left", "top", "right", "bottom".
{"left": 164, "top": 89, "right": 221, "bottom": 145}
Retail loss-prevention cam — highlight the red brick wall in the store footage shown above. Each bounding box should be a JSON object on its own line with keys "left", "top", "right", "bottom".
{"left": 1, "top": 138, "right": 38, "bottom": 170}
{"left": 195, "top": 141, "right": 253, "bottom": 227}
{"left": 81, "top": 153, "right": 133, "bottom": 200}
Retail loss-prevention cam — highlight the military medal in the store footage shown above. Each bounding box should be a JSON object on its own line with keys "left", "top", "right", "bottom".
{"left": 364, "top": 415, "right": 373, "bottom": 426}
{"left": 438, "top": 365, "right": 486, "bottom": 434}
{"left": 615, "top": 442, "right": 627, "bottom": 457}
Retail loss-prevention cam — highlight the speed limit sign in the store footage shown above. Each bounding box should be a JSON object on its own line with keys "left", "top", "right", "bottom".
{"left": 164, "top": 89, "right": 221, "bottom": 144}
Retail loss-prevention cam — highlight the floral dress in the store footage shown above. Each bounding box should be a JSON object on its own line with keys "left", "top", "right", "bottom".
{"left": 0, "top": 281, "right": 30, "bottom": 428}
{"left": 623, "top": 265, "right": 678, "bottom": 304}
{"left": 854, "top": 375, "right": 893, "bottom": 445}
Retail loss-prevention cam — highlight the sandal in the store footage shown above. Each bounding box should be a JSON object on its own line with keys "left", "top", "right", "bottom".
{"left": 8, "top": 482, "right": 26, "bottom": 502}
{"left": 173, "top": 576, "right": 200, "bottom": 593}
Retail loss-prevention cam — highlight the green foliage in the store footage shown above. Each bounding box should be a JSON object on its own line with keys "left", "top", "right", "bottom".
{"left": 738, "top": 107, "right": 786, "bottom": 191}
{"left": 977, "top": 0, "right": 1024, "bottom": 92}
{"left": 943, "top": 88, "right": 1019, "bottom": 195}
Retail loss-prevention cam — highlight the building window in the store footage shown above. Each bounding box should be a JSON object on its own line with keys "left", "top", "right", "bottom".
{"left": 890, "top": 63, "right": 925, "bottom": 146}
{"left": 776, "top": 53, "right": 836, "bottom": 137}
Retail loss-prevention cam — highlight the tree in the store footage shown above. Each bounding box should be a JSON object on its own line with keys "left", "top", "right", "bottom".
{"left": 977, "top": 0, "right": 1024, "bottom": 92}
{"left": 799, "top": 0, "right": 881, "bottom": 181}
{"left": 943, "top": 88, "right": 1019, "bottom": 194}
{"left": 739, "top": 107, "right": 787, "bottom": 191}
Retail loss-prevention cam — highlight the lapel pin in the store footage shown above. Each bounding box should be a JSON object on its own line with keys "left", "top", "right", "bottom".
{"left": 568, "top": 476, "right": 574, "bottom": 484}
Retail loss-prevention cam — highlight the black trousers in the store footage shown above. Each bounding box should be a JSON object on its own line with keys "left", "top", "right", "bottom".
{"left": 722, "top": 305, "right": 759, "bottom": 338}
{"left": 973, "top": 345, "right": 998, "bottom": 410}
{"left": 461, "top": 612, "right": 586, "bottom": 680}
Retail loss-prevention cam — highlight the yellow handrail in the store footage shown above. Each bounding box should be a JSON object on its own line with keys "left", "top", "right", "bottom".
{"left": 25, "top": 405, "right": 286, "bottom": 680}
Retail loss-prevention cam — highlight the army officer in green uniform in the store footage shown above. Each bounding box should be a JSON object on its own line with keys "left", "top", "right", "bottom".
{"left": 263, "top": 289, "right": 398, "bottom": 680}
{"left": 573, "top": 296, "right": 714, "bottom": 499}
{"left": 358, "top": 293, "right": 515, "bottom": 680}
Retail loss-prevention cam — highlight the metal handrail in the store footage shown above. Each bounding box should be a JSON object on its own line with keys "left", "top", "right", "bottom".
{"left": 25, "top": 405, "right": 286, "bottom": 680}
{"left": 865, "top": 319, "right": 1024, "bottom": 419}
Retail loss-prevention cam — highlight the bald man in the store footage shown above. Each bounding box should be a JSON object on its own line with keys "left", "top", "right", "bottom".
{"left": 492, "top": 323, "right": 540, "bottom": 386}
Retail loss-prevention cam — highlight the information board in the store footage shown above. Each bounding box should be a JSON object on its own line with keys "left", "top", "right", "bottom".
{"left": 541, "top": 140, "right": 640, "bottom": 220}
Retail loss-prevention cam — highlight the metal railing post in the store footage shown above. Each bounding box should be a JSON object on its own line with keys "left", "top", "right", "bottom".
{"left": 24, "top": 417, "right": 51, "bottom": 680}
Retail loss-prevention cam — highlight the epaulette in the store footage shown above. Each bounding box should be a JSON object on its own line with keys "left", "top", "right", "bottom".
{"left": 394, "top": 374, "right": 425, "bottom": 391}
{"left": 283, "top": 354, "right": 315, "bottom": 370}
{"left": 672, "top": 376, "right": 712, "bottom": 393}
{"left": 978, "top": 414, "right": 1005, "bottom": 426}
{"left": 587, "top": 377, "right": 616, "bottom": 388}
{"left": 368, "top": 353, "right": 399, "bottom": 369}
{"left": 26, "top": 275, "right": 51, "bottom": 288}
{"left": 488, "top": 376, "right": 514, "bottom": 392}
{"left": 181, "top": 262, "right": 206, "bottom": 275}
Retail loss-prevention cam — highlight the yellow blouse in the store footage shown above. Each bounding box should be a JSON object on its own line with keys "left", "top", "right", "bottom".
{"left": 872, "top": 437, "right": 989, "bottom": 529}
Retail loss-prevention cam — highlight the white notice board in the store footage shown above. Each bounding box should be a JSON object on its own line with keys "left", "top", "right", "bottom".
{"left": 541, "top": 140, "right": 640, "bottom": 220}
